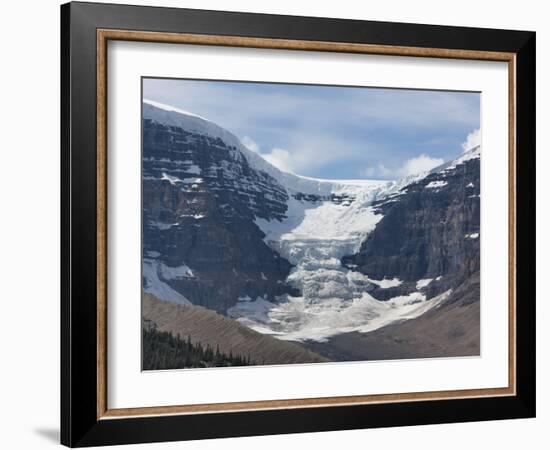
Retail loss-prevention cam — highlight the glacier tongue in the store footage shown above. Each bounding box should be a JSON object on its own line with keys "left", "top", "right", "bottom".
{"left": 228, "top": 192, "right": 443, "bottom": 342}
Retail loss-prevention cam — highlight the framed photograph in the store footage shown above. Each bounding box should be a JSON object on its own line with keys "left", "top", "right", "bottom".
{"left": 61, "top": 1, "right": 536, "bottom": 447}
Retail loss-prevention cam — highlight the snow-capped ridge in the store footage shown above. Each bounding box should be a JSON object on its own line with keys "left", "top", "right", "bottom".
{"left": 143, "top": 99, "right": 209, "bottom": 120}
{"left": 143, "top": 99, "right": 245, "bottom": 152}
{"left": 143, "top": 100, "right": 389, "bottom": 197}
{"left": 431, "top": 145, "right": 480, "bottom": 174}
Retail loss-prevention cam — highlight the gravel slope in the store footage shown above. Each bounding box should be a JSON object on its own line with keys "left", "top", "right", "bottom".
{"left": 143, "top": 293, "right": 329, "bottom": 366}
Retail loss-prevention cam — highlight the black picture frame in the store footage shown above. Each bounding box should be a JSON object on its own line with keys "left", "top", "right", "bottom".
{"left": 61, "top": 1, "right": 536, "bottom": 447}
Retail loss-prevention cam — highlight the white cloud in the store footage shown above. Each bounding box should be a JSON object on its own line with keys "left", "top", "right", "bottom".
{"left": 462, "top": 128, "right": 481, "bottom": 152}
{"left": 363, "top": 153, "right": 444, "bottom": 180}
{"left": 241, "top": 136, "right": 260, "bottom": 153}
{"left": 398, "top": 154, "right": 444, "bottom": 176}
{"left": 261, "top": 148, "right": 294, "bottom": 173}
{"left": 249, "top": 133, "right": 368, "bottom": 176}
{"left": 242, "top": 135, "right": 296, "bottom": 174}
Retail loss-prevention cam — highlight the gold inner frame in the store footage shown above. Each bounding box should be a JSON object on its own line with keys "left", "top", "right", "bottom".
{"left": 96, "top": 29, "right": 517, "bottom": 420}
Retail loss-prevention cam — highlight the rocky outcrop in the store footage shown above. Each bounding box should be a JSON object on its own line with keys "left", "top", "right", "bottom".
{"left": 342, "top": 149, "right": 480, "bottom": 301}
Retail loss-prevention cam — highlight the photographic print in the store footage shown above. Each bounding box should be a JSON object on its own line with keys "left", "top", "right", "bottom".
{"left": 141, "top": 78, "right": 481, "bottom": 370}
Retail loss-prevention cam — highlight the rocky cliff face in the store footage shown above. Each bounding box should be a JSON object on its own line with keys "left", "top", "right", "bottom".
{"left": 142, "top": 103, "right": 296, "bottom": 313}
{"left": 342, "top": 147, "right": 480, "bottom": 301}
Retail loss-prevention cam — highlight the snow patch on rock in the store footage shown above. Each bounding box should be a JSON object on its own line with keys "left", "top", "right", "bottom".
{"left": 416, "top": 278, "right": 434, "bottom": 289}
{"left": 142, "top": 259, "right": 191, "bottom": 305}
{"left": 365, "top": 277, "right": 402, "bottom": 289}
{"left": 425, "top": 180, "right": 448, "bottom": 189}
{"left": 159, "top": 262, "right": 194, "bottom": 280}
{"left": 161, "top": 172, "right": 183, "bottom": 185}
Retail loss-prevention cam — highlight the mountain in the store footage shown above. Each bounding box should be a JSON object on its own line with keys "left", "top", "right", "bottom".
{"left": 142, "top": 99, "right": 480, "bottom": 353}
{"left": 143, "top": 100, "right": 296, "bottom": 313}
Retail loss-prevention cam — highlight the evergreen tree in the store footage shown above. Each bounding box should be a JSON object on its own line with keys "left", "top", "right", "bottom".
{"left": 142, "top": 327, "right": 255, "bottom": 370}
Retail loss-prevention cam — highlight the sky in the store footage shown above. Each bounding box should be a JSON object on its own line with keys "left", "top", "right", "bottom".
{"left": 143, "top": 78, "right": 480, "bottom": 180}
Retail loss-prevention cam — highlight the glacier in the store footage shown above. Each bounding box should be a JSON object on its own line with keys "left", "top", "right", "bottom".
{"left": 230, "top": 184, "right": 448, "bottom": 342}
